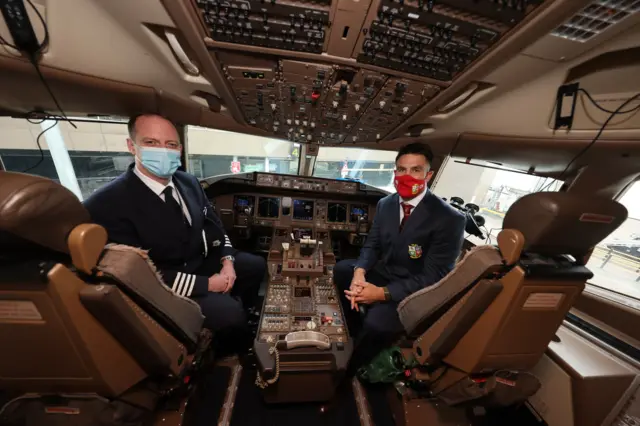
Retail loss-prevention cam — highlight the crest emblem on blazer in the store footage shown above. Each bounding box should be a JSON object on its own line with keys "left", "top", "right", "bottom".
{"left": 408, "top": 244, "right": 422, "bottom": 259}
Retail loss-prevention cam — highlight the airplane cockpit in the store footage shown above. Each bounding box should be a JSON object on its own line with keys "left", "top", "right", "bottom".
{"left": 1, "top": 0, "right": 640, "bottom": 425}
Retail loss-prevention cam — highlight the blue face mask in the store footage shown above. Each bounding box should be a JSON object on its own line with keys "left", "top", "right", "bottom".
{"left": 136, "top": 146, "right": 181, "bottom": 178}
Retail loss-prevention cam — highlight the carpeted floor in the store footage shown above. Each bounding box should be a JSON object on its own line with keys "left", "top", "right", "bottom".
{"left": 230, "top": 368, "right": 361, "bottom": 426}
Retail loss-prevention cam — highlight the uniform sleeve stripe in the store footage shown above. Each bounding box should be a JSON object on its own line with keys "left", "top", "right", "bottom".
{"left": 202, "top": 230, "right": 208, "bottom": 257}
{"left": 224, "top": 234, "right": 233, "bottom": 247}
{"left": 176, "top": 273, "right": 188, "bottom": 296}
{"left": 172, "top": 272, "right": 182, "bottom": 291}
{"left": 184, "top": 275, "right": 196, "bottom": 297}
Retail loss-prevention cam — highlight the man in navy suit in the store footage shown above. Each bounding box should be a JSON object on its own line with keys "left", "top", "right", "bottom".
{"left": 84, "top": 113, "right": 265, "bottom": 349}
{"left": 335, "top": 142, "right": 465, "bottom": 367}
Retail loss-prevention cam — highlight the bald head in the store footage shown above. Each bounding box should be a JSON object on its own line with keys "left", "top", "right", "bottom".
{"left": 127, "top": 113, "right": 179, "bottom": 143}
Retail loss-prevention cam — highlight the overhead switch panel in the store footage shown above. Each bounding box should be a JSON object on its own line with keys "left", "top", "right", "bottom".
{"left": 218, "top": 52, "right": 441, "bottom": 143}
{"left": 195, "top": 0, "right": 331, "bottom": 53}
{"left": 356, "top": 0, "right": 545, "bottom": 81}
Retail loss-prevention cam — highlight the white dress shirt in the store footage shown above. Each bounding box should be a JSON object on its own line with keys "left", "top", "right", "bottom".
{"left": 399, "top": 188, "right": 427, "bottom": 221}
{"left": 133, "top": 165, "right": 193, "bottom": 225}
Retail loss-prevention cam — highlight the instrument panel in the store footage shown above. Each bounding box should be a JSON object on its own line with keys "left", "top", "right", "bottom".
{"left": 230, "top": 193, "right": 371, "bottom": 232}
{"left": 204, "top": 172, "right": 383, "bottom": 233}
{"left": 191, "top": 0, "right": 548, "bottom": 143}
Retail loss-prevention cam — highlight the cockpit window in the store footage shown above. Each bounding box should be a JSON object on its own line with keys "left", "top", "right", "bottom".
{"left": 187, "top": 126, "right": 300, "bottom": 179}
{"left": 586, "top": 181, "right": 640, "bottom": 300}
{"left": 0, "top": 116, "right": 130, "bottom": 200}
{"left": 312, "top": 147, "right": 397, "bottom": 191}
{"left": 431, "top": 158, "right": 563, "bottom": 246}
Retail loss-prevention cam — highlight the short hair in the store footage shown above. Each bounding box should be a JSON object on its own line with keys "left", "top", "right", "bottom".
{"left": 127, "top": 113, "right": 175, "bottom": 139}
{"left": 395, "top": 142, "right": 434, "bottom": 166}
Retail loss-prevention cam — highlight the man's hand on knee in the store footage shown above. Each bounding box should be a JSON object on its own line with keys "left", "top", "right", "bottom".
{"left": 208, "top": 274, "right": 229, "bottom": 293}
{"left": 345, "top": 282, "right": 385, "bottom": 306}
{"left": 220, "top": 259, "right": 237, "bottom": 293}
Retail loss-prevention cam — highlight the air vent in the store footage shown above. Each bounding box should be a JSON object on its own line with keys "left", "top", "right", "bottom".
{"left": 551, "top": 0, "right": 640, "bottom": 42}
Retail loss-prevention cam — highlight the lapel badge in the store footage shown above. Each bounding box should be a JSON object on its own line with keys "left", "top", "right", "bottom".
{"left": 212, "top": 240, "right": 221, "bottom": 247}
{"left": 408, "top": 244, "right": 423, "bottom": 259}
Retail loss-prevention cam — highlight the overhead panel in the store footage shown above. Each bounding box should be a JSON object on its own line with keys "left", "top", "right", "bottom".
{"left": 218, "top": 51, "right": 441, "bottom": 143}
{"left": 195, "top": 0, "right": 332, "bottom": 53}
{"left": 355, "top": 0, "right": 545, "bottom": 81}
{"left": 191, "top": 0, "right": 552, "bottom": 142}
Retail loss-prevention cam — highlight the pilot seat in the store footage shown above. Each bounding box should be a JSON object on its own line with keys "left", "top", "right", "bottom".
{"left": 367, "top": 192, "right": 627, "bottom": 425}
{"left": 0, "top": 172, "right": 211, "bottom": 426}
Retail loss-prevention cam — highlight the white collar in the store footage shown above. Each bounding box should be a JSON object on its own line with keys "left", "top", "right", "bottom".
{"left": 133, "top": 164, "right": 175, "bottom": 196}
{"left": 400, "top": 188, "right": 427, "bottom": 208}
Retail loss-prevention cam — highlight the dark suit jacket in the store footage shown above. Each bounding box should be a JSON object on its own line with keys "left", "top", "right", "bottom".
{"left": 355, "top": 190, "right": 465, "bottom": 302}
{"left": 84, "top": 165, "right": 235, "bottom": 298}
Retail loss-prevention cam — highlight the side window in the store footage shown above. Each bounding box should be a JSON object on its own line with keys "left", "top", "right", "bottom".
{"left": 0, "top": 117, "right": 130, "bottom": 200}
{"left": 586, "top": 181, "right": 640, "bottom": 300}
{"left": 432, "top": 158, "right": 563, "bottom": 245}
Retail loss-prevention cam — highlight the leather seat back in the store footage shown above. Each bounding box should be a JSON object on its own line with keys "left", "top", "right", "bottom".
{"left": 404, "top": 192, "right": 627, "bottom": 396}
{"left": 0, "top": 172, "right": 196, "bottom": 395}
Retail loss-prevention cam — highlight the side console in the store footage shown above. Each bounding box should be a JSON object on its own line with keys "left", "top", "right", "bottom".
{"left": 254, "top": 227, "right": 352, "bottom": 403}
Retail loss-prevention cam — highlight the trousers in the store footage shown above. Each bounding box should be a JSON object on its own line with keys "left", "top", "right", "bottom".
{"left": 334, "top": 259, "right": 405, "bottom": 371}
{"left": 191, "top": 251, "right": 265, "bottom": 352}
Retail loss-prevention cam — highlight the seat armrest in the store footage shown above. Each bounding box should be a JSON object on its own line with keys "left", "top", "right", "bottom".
{"left": 80, "top": 285, "right": 171, "bottom": 376}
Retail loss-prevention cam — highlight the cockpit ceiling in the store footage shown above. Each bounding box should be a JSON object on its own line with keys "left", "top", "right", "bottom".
{"left": 0, "top": 0, "right": 639, "bottom": 171}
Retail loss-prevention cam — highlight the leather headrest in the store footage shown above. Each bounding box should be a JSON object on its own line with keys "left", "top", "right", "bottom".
{"left": 503, "top": 192, "right": 628, "bottom": 259}
{"left": 0, "top": 171, "right": 90, "bottom": 254}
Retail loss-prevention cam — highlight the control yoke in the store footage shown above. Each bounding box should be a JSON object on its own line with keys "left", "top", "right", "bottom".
{"left": 449, "top": 197, "right": 486, "bottom": 239}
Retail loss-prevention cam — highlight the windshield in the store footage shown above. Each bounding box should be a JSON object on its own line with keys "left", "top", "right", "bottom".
{"left": 432, "top": 158, "right": 563, "bottom": 245}
{"left": 187, "top": 126, "right": 300, "bottom": 178}
{"left": 313, "top": 147, "right": 397, "bottom": 191}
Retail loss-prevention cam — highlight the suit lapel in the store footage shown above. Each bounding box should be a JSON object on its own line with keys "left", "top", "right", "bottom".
{"left": 389, "top": 193, "right": 400, "bottom": 232}
{"left": 403, "top": 190, "right": 432, "bottom": 234}
{"left": 124, "top": 167, "right": 189, "bottom": 242}
{"left": 173, "top": 175, "right": 202, "bottom": 230}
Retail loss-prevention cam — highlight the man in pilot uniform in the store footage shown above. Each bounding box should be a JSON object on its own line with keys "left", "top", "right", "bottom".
{"left": 84, "top": 113, "right": 265, "bottom": 350}
{"left": 335, "top": 142, "right": 465, "bottom": 367}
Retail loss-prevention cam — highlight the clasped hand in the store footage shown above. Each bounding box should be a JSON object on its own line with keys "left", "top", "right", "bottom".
{"left": 344, "top": 277, "right": 385, "bottom": 311}
{"left": 207, "top": 260, "right": 237, "bottom": 293}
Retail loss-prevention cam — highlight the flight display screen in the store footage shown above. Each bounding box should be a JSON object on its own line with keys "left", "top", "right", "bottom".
{"left": 293, "top": 199, "right": 314, "bottom": 221}
{"left": 350, "top": 204, "right": 368, "bottom": 222}
{"left": 257, "top": 197, "right": 280, "bottom": 218}
{"left": 293, "top": 228, "right": 313, "bottom": 240}
{"left": 233, "top": 195, "right": 255, "bottom": 214}
{"left": 327, "top": 202, "right": 348, "bottom": 223}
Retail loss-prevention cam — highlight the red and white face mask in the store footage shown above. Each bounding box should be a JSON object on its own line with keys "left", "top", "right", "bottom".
{"left": 394, "top": 173, "right": 426, "bottom": 199}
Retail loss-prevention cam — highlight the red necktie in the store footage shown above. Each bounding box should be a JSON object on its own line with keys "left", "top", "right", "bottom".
{"left": 400, "top": 202, "right": 413, "bottom": 231}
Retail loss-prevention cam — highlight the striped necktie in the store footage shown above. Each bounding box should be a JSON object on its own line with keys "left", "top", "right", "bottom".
{"left": 400, "top": 202, "right": 413, "bottom": 231}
